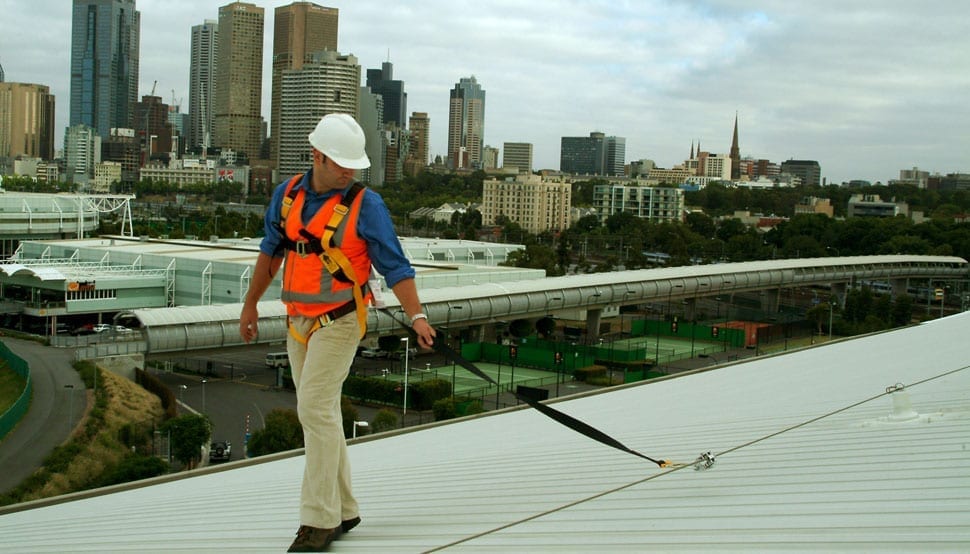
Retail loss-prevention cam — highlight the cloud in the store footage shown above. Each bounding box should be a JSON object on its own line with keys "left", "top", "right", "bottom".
{"left": 1, "top": 0, "right": 967, "bottom": 183}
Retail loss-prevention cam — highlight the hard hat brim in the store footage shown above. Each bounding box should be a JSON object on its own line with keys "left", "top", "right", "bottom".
{"left": 326, "top": 153, "right": 371, "bottom": 170}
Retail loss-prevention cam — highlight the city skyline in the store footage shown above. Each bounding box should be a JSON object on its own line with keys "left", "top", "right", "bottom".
{"left": 1, "top": 0, "right": 968, "bottom": 183}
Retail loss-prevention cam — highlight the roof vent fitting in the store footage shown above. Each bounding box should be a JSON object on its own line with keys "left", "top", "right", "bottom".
{"left": 887, "top": 383, "right": 919, "bottom": 422}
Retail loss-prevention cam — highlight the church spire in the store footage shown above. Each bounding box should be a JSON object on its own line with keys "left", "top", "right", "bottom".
{"left": 690, "top": 141, "right": 694, "bottom": 160}
{"left": 729, "top": 112, "right": 741, "bottom": 180}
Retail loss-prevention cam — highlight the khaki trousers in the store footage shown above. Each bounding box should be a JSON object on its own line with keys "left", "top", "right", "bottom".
{"left": 287, "top": 313, "right": 360, "bottom": 529}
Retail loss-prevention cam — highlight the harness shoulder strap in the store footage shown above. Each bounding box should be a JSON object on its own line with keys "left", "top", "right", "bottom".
{"left": 274, "top": 174, "right": 304, "bottom": 250}
{"left": 318, "top": 182, "right": 369, "bottom": 338}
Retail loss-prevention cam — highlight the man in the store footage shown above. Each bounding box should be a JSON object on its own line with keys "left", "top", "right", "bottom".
{"left": 239, "top": 113, "right": 435, "bottom": 552}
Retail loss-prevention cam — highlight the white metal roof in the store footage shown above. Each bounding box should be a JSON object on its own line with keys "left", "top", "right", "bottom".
{"left": 1, "top": 313, "right": 968, "bottom": 552}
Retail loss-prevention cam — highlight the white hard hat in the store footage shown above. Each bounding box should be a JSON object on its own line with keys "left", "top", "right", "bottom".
{"left": 308, "top": 113, "right": 370, "bottom": 169}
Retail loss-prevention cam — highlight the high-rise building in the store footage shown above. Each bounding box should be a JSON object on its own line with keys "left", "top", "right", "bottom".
{"left": 0, "top": 83, "right": 56, "bottom": 160}
{"left": 167, "top": 104, "right": 188, "bottom": 156}
{"left": 561, "top": 132, "right": 604, "bottom": 175}
{"left": 69, "top": 0, "right": 140, "bottom": 139}
{"left": 213, "top": 1, "right": 264, "bottom": 160}
{"left": 482, "top": 145, "right": 499, "bottom": 170}
{"left": 101, "top": 127, "right": 139, "bottom": 185}
{"left": 561, "top": 132, "right": 625, "bottom": 176}
{"left": 0, "top": 59, "right": 5, "bottom": 82}
{"left": 383, "top": 124, "right": 408, "bottom": 185}
{"left": 271, "top": 2, "right": 338, "bottom": 166}
{"left": 188, "top": 20, "right": 218, "bottom": 153}
{"left": 64, "top": 123, "right": 101, "bottom": 184}
{"left": 358, "top": 86, "right": 385, "bottom": 187}
{"left": 366, "top": 61, "right": 406, "bottom": 128}
{"left": 502, "top": 142, "right": 533, "bottom": 173}
{"left": 447, "top": 76, "right": 485, "bottom": 170}
{"left": 404, "top": 111, "right": 429, "bottom": 177}
{"left": 604, "top": 136, "right": 626, "bottom": 176}
{"left": 780, "top": 159, "right": 821, "bottom": 187}
{"left": 134, "top": 95, "right": 172, "bottom": 164}
{"left": 481, "top": 173, "right": 571, "bottom": 233}
{"left": 277, "top": 50, "right": 360, "bottom": 178}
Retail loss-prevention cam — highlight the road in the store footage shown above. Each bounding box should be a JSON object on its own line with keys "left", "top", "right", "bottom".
{"left": 0, "top": 338, "right": 85, "bottom": 495}
{"left": 148, "top": 344, "right": 445, "bottom": 462}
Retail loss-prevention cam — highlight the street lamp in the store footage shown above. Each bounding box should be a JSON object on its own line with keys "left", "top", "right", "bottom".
{"left": 201, "top": 378, "right": 207, "bottom": 414}
{"left": 656, "top": 283, "right": 682, "bottom": 368}
{"left": 179, "top": 384, "right": 187, "bottom": 405}
{"left": 401, "top": 337, "right": 410, "bottom": 417}
{"left": 718, "top": 280, "right": 733, "bottom": 351}
{"left": 585, "top": 291, "right": 602, "bottom": 344}
{"left": 446, "top": 305, "right": 463, "bottom": 393}
{"left": 828, "top": 300, "right": 835, "bottom": 341}
{"left": 691, "top": 283, "right": 709, "bottom": 358}
{"left": 352, "top": 420, "right": 369, "bottom": 439}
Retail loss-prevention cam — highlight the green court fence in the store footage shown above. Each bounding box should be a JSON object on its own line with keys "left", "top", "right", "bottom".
{"left": 0, "top": 340, "right": 32, "bottom": 441}
{"left": 633, "top": 319, "right": 745, "bottom": 349}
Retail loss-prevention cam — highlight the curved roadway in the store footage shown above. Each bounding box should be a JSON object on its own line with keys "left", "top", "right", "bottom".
{"left": 0, "top": 338, "right": 85, "bottom": 495}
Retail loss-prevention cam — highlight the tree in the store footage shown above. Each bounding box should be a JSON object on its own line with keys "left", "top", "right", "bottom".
{"left": 160, "top": 414, "right": 211, "bottom": 469}
{"left": 891, "top": 295, "right": 915, "bottom": 326}
{"left": 685, "top": 212, "right": 716, "bottom": 238}
{"left": 503, "top": 243, "right": 562, "bottom": 275}
{"left": 247, "top": 408, "right": 304, "bottom": 457}
{"left": 371, "top": 409, "right": 397, "bottom": 433}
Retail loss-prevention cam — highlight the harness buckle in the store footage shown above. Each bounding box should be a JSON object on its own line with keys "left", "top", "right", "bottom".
{"left": 295, "top": 240, "right": 310, "bottom": 258}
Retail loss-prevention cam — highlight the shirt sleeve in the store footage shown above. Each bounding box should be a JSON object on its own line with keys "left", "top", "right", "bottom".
{"left": 258, "top": 179, "right": 288, "bottom": 258}
{"left": 356, "top": 188, "right": 416, "bottom": 289}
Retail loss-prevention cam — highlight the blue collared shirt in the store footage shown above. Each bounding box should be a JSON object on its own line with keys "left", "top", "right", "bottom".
{"left": 259, "top": 170, "right": 416, "bottom": 288}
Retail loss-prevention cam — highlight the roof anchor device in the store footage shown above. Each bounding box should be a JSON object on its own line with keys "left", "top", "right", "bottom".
{"left": 693, "top": 451, "right": 716, "bottom": 471}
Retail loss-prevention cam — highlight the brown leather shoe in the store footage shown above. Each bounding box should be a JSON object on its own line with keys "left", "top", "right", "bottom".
{"left": 287, "top": 525, "right": 340, "bottom": 552}
{"left": 341, "top": 516, "right": 361, "bottom": 533}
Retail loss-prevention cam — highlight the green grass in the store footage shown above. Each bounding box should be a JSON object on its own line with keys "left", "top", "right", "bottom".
{"left": 0, "top": 364, "right": 27, "bottom": 414}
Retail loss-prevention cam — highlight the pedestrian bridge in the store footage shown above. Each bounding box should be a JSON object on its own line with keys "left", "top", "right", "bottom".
{"left": 105, "top": 255, "right": 966, "bottom": 357}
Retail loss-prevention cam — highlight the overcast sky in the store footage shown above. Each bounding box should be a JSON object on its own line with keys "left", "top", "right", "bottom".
{"left": 2, "top": 0, "right": 968, "bottom": 184}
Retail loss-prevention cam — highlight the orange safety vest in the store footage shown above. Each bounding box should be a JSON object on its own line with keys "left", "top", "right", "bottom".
{"left": 278, "top": 175, "right": 373, "bottom": 336}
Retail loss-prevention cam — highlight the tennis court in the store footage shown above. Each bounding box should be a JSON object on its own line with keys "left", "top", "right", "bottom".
{"left": 381, "top": 361, "right": 559, "bottom": 395}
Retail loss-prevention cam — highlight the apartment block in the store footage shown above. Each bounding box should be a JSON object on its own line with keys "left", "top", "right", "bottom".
{"left": 593, "top": 180, "right": 685, "bottom": 224}
{"left": 481, "top": 173, "right": 571, "bottom": 233}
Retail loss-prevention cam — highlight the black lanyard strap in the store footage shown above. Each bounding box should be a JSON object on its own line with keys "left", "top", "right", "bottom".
{"left": 382, "top": 309, "right": 669, "bottom": 468}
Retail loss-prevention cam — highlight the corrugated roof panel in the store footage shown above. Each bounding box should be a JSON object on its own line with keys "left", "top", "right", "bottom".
{"left": 1, "top": 313, "right": 967, "bottom": 552}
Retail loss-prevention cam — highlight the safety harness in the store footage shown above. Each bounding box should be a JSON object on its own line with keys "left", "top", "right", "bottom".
{"left": 276, "top": 174, "right": 370, "bottom": 343}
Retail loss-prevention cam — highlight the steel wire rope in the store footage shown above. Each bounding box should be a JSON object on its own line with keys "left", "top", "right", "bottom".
{"left": 422, "top": 362, "right": 969, "bottom": 552}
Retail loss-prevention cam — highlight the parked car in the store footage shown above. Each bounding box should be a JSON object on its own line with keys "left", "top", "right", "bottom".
{"left": 71, "top": 324, "right": 97, "bottom": 336}
{"left": 92, "top": 324, "right": 112, "bottom": 333}
{"left": 359, "top": 348, "right": 388, "bottom": 359}
{"left": 209, "top": 441, "right": 231, "bottom": 463}
{"left": 114, "top": 325, "right": 133, "bottom": 334}
{"left": 265, "top": 351, "right": 289, "bottom": 368}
